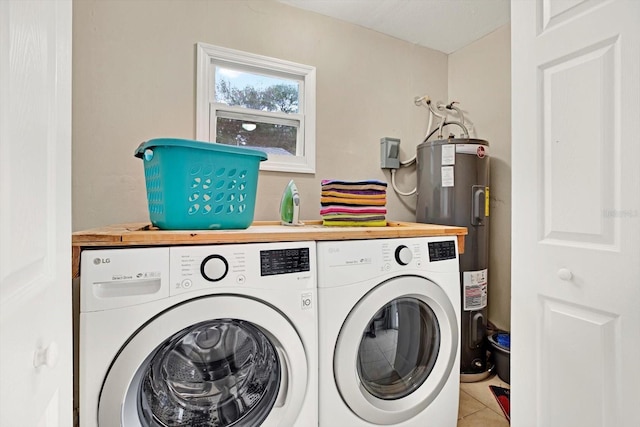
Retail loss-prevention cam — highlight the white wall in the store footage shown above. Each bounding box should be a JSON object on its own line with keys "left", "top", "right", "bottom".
{"left": 448, "top": 24, "right": 512, "bottom": 330}
{"left": 72, "top": 0, "right": 448, "bottom": 230}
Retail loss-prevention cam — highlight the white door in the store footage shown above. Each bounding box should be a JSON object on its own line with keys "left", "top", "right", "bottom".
{"left": 511, "top": 0, "right": 640, "bottom": 426}
{"left": 0, "top": 0, "right": 72, "bottom": 426}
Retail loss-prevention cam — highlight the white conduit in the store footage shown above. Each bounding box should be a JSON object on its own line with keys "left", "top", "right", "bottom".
{"left": 390, "top": 168, "right": 416, "bottom": 196}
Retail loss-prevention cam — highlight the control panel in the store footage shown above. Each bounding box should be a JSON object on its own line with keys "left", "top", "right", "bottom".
{"left": 316, "top": 237, "right": 459, "bottom": 287}
{"left": 428, "top": 240, "right": 457, "bottom": 262}
{"left": 260, "top": 247, "right": 310, "bottom": 276}
{"left": 169, "top": 241, "right": 315, "bottom": 295}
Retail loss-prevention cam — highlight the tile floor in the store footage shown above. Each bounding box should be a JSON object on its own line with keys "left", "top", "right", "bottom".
{"left": 457, "top": 374, "right": 510, "bottom": 426}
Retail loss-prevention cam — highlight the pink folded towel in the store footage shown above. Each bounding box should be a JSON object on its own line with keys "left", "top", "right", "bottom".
{"left": 320, "top": 206, "right": 387, "bottom": 215}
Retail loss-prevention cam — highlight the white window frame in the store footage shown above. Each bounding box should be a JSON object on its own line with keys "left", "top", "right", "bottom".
{"left": 196, "top": 42, "right": 316, "bottom": 174}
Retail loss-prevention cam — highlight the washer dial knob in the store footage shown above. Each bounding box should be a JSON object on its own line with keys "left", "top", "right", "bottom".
{"left": 201, "top": 255, "right": 229, "bottom": 282}
{"left": 395, "top": 245, "right": 413, "bottom": 266}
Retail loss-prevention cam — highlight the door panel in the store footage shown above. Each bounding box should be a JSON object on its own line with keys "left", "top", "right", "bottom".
{"left": 541, "top": 0, "right": 605, "bottom": 30}
{"left": 539, "top": 298, "right": 619, "bottom": 426}
{"left": 511, "top": 0, "right": 640, "bottom": 426}
{"left": 541, "top": 39, "right": 617, "bottom": 246}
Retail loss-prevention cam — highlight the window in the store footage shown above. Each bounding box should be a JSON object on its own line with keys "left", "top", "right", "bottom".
{"left": 196, "top": 43, "right": 316, "bottom": 173}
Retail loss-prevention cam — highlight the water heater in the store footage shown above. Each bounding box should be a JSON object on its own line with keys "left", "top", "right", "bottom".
{"left": 416, "top": 137, "right": 490, "bottom": 381}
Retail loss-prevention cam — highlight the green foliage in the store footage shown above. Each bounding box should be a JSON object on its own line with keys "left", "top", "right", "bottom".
{"left": 216, "top": 79, "right": 298, "bottom": 113}
{"left": 215, "top": 79, "right": 298, "bottom": 153}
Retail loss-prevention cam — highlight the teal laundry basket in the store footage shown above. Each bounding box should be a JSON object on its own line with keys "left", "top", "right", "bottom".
{"left": 135, "top": 138, "right": 267, "bottom": 230}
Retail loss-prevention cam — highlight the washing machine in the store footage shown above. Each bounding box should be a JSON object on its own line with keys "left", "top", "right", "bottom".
{"left": 79, "top": 241, "right": 317, "bottom": 427}
{"left": 317, "top": 236, "right": 460, "bottom": 426}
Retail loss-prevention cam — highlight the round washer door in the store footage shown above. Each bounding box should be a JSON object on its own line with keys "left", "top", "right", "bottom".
{"left": 98, "top": 296, "right": 308, "bottom": 427}
{"left": 334, "top": 275, "right": 458, "bottom": 425}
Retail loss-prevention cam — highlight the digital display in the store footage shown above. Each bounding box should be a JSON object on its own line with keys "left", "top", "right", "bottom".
{"left": 260, "top": 248, "right": 310, "bottom": 276}
{"left": 428, "top": 241, "right": 456, "bottom": 262}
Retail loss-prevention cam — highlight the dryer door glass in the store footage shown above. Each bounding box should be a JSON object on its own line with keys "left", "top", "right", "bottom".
{"left": 137, "top": 319, "right": 280, "bottom": 426}
{"left": 357, "top": 297, "right": 440, "bottom": 400}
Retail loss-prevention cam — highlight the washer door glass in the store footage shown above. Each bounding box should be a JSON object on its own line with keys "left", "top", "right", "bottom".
{"left": 137, "top": 319, "right": 280, "bottom": 427}
{"left": 357, "top": 297, "right": 440, "bottom": 400}
{"left": 333, "top": 276, "right": 458, "bottom": 424}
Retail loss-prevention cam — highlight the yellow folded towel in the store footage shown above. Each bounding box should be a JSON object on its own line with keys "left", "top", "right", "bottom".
{"left": 320, "top": 197, "right": 386, "bottom": 206}
{"left": 322, "top": 220, "right": 387, "bottom": 227}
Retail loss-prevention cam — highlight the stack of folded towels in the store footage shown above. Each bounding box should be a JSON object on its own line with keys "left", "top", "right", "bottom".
{"left": 320, "top": 179, "right": 387, "bottom": 226}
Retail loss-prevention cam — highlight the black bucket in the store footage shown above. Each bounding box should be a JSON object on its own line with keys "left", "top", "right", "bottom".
{"left": 488, "top": 332, "right": 510, "bottom": 384}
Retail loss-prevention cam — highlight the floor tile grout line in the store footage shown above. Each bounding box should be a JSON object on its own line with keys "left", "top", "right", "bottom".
{"left": 458, "top": 389, "right": 489, "bottom": 420}
{"left": 487, "top": 404, "right": 506, "bottom": 417}
{"left": 461, "top": 388, "right": 489, "bottom": 407}
{"left": 458, "top": 405, "right": 485, "bottom": 420}
{"left": 458, "top": 381, "right": 511, "bottom": 426}
{"left": 458, "top": 407, "right": 510, "bottom": 427}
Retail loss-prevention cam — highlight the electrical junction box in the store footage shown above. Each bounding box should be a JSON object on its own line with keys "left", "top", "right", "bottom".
{"left": 380, "top": 137, "right": 400, "bottom": 169}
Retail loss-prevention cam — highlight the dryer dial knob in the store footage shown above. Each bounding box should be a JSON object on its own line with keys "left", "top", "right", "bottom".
{"left": 201, "top": 255, "right": 229, "bottom": 282}
{"left": 395, "top": 245, "right": 413, "bottom": 266}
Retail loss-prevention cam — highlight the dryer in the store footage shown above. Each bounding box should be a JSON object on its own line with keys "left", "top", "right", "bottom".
{"left": 317, "top": 236, "right": 460, "bottom": 426}
{"left": 79, "top": 241, "right": 317, "bottom": 427}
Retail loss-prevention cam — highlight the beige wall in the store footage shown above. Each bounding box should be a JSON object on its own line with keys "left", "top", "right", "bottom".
{"left": 72, "top": 0, "right": 448, "bottom": 231}
{"left": 448, "top": 24, "right": 512, "bottom": 330}
{"left": 72, "top": 0, "right": 512, "bottom": 329}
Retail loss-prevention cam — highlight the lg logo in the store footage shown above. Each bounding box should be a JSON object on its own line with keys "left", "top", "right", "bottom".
{"left": 93, "top": 258, "right": 111, "bottom": 265}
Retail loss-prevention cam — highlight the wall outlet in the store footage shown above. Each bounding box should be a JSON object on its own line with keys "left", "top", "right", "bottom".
{"left": 380, "top": 137, "right": 400, "bottom": 169}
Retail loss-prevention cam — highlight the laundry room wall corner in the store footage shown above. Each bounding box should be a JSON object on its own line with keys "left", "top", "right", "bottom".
{"left": 448, "top": 24, "right": 512, "bottom": 331}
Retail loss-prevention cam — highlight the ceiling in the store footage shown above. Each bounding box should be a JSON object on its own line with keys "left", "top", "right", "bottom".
{"left": 278, "top": 0, "right": 510, "bottom": 54}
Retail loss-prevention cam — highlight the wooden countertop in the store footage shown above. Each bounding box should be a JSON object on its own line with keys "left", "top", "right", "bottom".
{"left": 72, "top": 220, "right": 467, "bottom": 278}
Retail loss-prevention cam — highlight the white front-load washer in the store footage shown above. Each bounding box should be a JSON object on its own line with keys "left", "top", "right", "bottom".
{"left": 79, "top": 241, "right": 317, "bottom": 427}
{"left": 317, "top": 236, "right": 461, "bottom": 427}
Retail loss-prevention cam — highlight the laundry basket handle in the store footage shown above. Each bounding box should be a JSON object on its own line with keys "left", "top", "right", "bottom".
{"left": 134, "top": 141, "right": 154, "bottom": 161}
